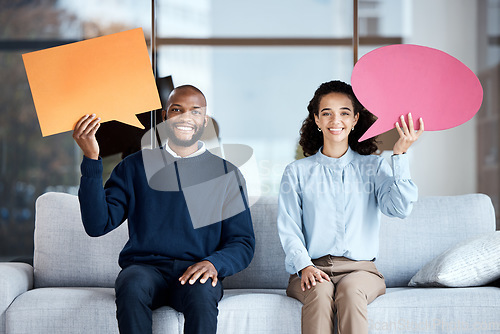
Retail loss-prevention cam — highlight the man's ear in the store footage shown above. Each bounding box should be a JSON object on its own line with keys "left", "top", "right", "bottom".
{"left": 162, "top": 109, "right": 167, "bottom": 121}
{"left": 204, "top": 115, "right": 209, "bottom": 127}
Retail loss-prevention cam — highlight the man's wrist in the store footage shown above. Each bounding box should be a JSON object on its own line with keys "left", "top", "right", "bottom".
{"left": 84, "top": 152, "right": 99, "bottom": 160}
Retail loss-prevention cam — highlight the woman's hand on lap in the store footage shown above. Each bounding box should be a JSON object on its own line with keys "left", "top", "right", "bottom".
{"left": 300, "top": 265, "right": 331, "bottom": 292}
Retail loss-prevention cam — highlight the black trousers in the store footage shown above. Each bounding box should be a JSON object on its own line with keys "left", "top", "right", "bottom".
{"left": 115, "top": 259, "right": 223, "bottom": 334}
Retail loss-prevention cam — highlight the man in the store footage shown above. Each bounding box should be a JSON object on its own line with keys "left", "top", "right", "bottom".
{"left": 73, "top": 85, "right": 255, "bottom": 334}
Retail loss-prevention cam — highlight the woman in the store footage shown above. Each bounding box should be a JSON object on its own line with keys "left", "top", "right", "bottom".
{"left": 277, "top": 80, "right": 424, "bottom": 334}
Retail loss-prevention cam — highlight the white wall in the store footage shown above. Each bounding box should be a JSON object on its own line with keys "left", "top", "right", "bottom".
{"left": 405, "top": 0, "right": 478, "bottom": 196}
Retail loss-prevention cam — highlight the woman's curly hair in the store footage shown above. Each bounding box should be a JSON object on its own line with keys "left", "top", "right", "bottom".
{"left": 299, "top": 80, "right": 378, "bottom": 157}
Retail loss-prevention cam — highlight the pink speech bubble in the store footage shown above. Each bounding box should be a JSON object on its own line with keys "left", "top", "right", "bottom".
{"left": 351, "top": 44, "right": 483, "bottom": 142}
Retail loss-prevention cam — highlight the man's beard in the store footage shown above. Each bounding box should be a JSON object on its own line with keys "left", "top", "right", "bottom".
{"left": 165, "top": 120, "right": 205, "bottom": 147}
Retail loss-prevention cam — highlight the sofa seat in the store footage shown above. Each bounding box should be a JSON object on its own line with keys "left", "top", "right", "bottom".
{"left": 218, "top": 289, "right": 301, "bottom": 333}
{"left": 7, "top": 285, "right": 500, "bottom": 334}
{"left": 8, "top": 285, "right": 499, "bottom": 334}
{"left": 367, "top": 287, "right": 500, "bottom": 333}
{"left": 5, "top": 287, "right": 173, "bottom": 334}
{"left": 5, "top": 287, "right": 302, "bottom": 334}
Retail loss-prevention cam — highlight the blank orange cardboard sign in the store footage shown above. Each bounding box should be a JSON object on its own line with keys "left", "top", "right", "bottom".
{"left": 23, "top": 28, "right": 161, "bottom": 137}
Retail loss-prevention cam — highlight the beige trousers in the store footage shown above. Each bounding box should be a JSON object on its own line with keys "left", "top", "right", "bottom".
{"left": 286, "top": 256, "right": 386, "bottom": 334}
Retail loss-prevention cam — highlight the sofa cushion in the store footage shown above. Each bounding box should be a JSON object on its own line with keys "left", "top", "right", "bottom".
{"left": 5, "top": 287, "right": 180, "bottom": 334}
{"left": 376, "top": 194, "right": 495, "bottom": 287}
{"left": 33, "top": 192, "right": 128, "bottom": 288}
{"left": 408, "top": 231, "right": 500, "bottom": 287}
{"left": 367, "top": 287, "right": 500, "bottom": 333}
{"left": 223, "top": 197, "right": 290, "bottom": 289}
{"left": 218, "top": 289, "right": 301, "bottom": 333}
{"left": 5, "top": 287, "right": 301, "bottom": 334}
{"left": 6, "top": 287, "right": 120, "bottom": 334}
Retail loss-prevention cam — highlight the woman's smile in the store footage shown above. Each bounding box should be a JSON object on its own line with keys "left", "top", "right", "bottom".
{"left": 327, "top": 127, "right": 343, "bottom": 135}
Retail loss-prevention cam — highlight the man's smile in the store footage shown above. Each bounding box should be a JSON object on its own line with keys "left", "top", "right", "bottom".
{"left": 173, "top": 123, "right": 197, "bottom": 133}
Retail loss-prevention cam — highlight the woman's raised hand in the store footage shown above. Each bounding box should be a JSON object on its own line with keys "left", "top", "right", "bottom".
{"left": 393, "top": 113, "right": 424, "bottom": 155}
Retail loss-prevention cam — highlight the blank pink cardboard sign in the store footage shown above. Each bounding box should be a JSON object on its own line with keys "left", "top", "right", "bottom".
{"left": 351, "top": 44, "right": 483, "bottom": 142}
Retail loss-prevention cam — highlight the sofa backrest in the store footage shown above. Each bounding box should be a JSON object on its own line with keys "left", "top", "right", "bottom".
{"left": 34, "top": 192, "right": 127, "bottom": 288}
{"left": 375, "top": 193, "right": 495, "bottom": 287}
{"left": 33, "top": 192, "right": 495, "bottom": 289}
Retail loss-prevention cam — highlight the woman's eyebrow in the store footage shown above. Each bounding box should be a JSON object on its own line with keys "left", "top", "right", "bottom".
{"left": 320, "top": 107, "right": 352, "bottom": 112}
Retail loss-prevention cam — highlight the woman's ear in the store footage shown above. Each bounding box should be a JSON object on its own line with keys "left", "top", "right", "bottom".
{"left": 353, "top": 112, "right": 359, "bottom": 127}
{"left": 314, "top": 113, "right": 320, "bottom": 127}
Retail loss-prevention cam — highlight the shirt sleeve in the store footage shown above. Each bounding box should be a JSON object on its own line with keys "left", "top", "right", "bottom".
{"left": 374, "top": 153, "right": 418, "bottom": 218}
{"left": 277, "top": 165, "right": 314, "bottom": 275}
{"left": 78, "top": 156, "right": 129, "bottom": 237}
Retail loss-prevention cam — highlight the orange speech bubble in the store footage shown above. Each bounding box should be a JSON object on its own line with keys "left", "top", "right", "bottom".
{"left": 22, "top": 28, "right": 161, "bottom": 137}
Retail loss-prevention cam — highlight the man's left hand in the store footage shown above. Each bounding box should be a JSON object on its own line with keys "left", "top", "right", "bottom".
{"left": 179, "top": 260, "right": 218, "bottom": 287}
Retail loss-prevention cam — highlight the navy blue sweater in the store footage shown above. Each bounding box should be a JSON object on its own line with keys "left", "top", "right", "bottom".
{"left": 78, "top": 149, "right": 255, "bottom": 278}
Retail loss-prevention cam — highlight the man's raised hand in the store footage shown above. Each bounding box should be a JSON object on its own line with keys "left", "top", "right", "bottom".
{"left": 73, "top": 114, "right": 101, "bottom": 160}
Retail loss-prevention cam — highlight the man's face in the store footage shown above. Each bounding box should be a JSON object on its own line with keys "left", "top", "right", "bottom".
{"left": 163, "top": 89, "right": 208, "bottom": 147}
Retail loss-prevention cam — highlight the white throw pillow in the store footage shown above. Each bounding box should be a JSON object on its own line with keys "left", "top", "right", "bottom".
{"left": 408, "top": 231, "right": 500, "bottom": 287}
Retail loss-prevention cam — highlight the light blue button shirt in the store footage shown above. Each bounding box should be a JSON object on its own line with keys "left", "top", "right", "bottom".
{"left": 277, "top": 147, "right": 418, "bottom": 275}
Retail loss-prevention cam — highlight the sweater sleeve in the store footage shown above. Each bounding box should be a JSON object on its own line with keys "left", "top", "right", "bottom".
{"left": 277, "top": 165, "right": 314, "bottom": 275}
{"left": 203, "top": 169, "right": 255, "bottom": 278}
{"left": 374, "top": 153, "right": 418, "bottom": 218}
{"left": 78, "top": 156, "right": 130, "bottom": 237}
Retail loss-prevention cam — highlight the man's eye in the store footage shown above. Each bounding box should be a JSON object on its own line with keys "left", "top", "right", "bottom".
{"left": 192, "top": 110, "right": 201, "bottom": 115}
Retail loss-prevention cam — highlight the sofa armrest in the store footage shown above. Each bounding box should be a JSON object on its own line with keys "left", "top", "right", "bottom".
{"left": 0, "top": 262, "right": 33, "bottom": 334}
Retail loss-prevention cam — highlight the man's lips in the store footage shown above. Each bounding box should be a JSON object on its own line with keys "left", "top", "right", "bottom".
{"left": 174, "top": 123, "right": 195, "bottom": 132}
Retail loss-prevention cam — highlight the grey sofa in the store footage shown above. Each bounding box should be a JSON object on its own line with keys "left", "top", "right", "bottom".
{"left": 1, "top": 192, "right": 499, "bottom": 333}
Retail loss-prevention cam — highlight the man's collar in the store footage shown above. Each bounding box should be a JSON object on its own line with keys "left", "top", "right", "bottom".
{"left": 164, "top": 139, "right": 207, "bottom": 158}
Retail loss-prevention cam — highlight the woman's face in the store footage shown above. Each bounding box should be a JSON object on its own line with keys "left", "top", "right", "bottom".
{"left": 314, "top": 92, "right": 359, "bottom": 146}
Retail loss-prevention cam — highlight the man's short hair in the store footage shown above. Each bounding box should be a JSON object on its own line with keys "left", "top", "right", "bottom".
{"left": 168, "top": 85, "right": 207, "bottom": 106}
